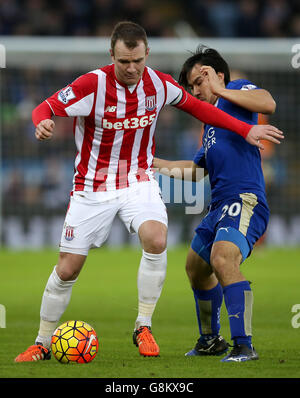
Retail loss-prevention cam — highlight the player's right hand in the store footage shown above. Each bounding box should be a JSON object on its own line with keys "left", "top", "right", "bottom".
{"left": 35, "top": 119, "right": 55, "bottom": 141}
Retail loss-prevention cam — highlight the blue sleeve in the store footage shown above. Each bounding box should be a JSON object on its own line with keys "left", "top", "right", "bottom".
{"left": 193, "top": 146, "right": 206, "bottom": 169}
{"left": 228, "top": 79, "right": 260, "bottom": 91}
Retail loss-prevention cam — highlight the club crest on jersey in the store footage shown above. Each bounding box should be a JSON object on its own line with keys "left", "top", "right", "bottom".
{"left": 64, "top": 225, "right": 75, "bottom": 241}
{"left": 58, "top": 86, "right": 76, "bottom": 104}
{"left": 145, "top": 95, "right": 156, "bottom": 111}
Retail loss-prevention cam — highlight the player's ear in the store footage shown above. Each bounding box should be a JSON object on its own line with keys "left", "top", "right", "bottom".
{"left": 109, "top": 48, "right": 114, "bottom": 59}
{"left": 145, "top": 47, "right": 150, "bottom": 58}
{"left": 217, "top": 72, "right": 225, "bottom": 84}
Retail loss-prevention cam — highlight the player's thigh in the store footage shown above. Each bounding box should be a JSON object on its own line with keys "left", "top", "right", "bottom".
{"left": 60, "top": 193, "right": 118, "bottom": 255}
{"left": 210, "top": 200, "right": 249, "bottom": 278}
{"left": 118, "top": 180, "right": 168, "bottom": 244}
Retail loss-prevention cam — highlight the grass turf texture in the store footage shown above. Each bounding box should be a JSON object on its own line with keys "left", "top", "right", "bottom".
{"left": 0, "top": 246, "right": 300, "bottom": 379}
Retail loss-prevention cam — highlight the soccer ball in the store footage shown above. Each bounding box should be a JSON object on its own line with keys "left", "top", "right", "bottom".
{"left": 51, "top": 320, "right": 99, "bottom": 364}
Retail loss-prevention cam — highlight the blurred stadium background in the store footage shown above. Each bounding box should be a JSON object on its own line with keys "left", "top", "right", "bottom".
{"left": 0, "top": 0, "right": 300, "bottom": 250}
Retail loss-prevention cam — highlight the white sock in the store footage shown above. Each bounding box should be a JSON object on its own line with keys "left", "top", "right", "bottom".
{"left": 135, "top": 249, "right": 167, "bottom": 329}
{"left": 35, "top": 266, "right": 77, "bottom": 349}
{"left": 35, "top": 320, "right": 58, "bottom": 349}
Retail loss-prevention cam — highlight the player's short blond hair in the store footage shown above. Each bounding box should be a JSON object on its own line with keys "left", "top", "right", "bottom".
{"left": 110, "top": 21, "right": 148, "bottom": 55}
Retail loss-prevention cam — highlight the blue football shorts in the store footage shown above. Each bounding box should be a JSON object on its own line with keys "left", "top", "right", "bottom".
{"left": 191, "top": 193, "right": 269, "bottom": 265}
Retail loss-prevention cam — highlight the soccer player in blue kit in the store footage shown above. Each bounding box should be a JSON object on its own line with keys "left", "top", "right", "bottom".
{"left": 154, "top": 46, "right": 283, "bottom": 362}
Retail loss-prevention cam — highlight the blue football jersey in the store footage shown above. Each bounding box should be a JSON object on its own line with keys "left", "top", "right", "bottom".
{"left": 193, "top": 79, "right": 267, "bottom": 205}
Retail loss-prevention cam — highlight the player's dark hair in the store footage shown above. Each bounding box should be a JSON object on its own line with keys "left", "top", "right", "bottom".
{"left": 179, "top": 45, "right": 230, "bottom": 89}
{"left": 110, "top": 21, "right": 148, "bottom": 54}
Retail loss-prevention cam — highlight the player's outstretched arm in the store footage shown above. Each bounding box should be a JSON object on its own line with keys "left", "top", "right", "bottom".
{"left": 176, "top": 92, "right": 284, "bottom": 149}
{"left": 153, "top": 157, "right": 206, "bottom": 181}
{"left": 246, "top": 125, "right": 284, "bottom": 150}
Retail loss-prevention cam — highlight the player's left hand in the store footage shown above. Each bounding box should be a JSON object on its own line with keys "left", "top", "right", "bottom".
{"left": 200, "top": 65, "right": 223, "bottom": 96}
{"left": 247, "top": 125, "right": 284, "bottom": 149}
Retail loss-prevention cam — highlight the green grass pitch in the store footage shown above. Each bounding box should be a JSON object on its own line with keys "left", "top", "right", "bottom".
{"left": 0, "top": 246, "right": 300, "bottom": 379}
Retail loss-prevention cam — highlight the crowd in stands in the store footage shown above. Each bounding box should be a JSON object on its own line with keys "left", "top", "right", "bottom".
{"left": 0, "top": 0, "right": 300, "bottom": 38}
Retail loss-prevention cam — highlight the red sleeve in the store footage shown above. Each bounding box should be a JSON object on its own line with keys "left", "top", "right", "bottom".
{"left": 33, "top": 72, "right": 98, "bottom": 123}
{"left": 175, "top": 91, "right": 252, "bottom": 139}
{"left": 154, "top": 69, "right": 185, "bottom": 105}
{"left": 32, "top": 101, "right": 53, "bottom": 126}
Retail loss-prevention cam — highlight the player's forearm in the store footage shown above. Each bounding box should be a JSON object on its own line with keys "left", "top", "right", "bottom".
{"left": 153, "top": 158, "right": 191, "bottom": 179}
{"left": 177, "top": 92, "right": 251, "bottom": 138}
{"left": 217, "top": 88, "right": 276, "bottom": 114}
{"left": 153, "top": 158, "right": 203, "bottom": 181}
{"left": 32, "top": 101, "right": 53, "bottom": 126}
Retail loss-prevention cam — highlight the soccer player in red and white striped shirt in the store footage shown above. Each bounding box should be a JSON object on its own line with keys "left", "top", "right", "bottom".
{"left": 15, "top": 21, "right": 283, "bottom": 362}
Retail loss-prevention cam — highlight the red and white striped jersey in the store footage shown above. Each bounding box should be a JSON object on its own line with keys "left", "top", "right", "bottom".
{"left": 46, "top": 64, "right": 186, "bottom": 192}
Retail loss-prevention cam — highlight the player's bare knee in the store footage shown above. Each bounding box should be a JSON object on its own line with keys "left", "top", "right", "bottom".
{"left": 185, "top": 260, "right": 200, "bottom": 284}
{"left": 185, "top": 260, "right": 193, "bottom": 279}
{"left": 210, "top": 250, "right": 229, "bottom": 280}
{"left": 144, "top": 234, "right": 167, "bottom": 254}
{"left": 57, "top": 252, "right": 86, "bottom": 281}
{"left": 210, "top": 251, "right": 227, "bottom": 271}
{"left": 185, "top": 252, "right": 215, "bottom": 289}
{"left": 139, "top": 222, "right": 167, "bottom": 253}
{"left": 56, "top": 268, "right": 77, "bottom": 281}
{"left": 210, "top": 248, "right": 241, "bottom": 285}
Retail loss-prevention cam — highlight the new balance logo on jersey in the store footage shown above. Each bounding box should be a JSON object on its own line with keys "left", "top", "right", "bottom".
{"left": 102, "top": 113, "right": 156, "bottom": 130}
{"left": 105, "top": 105, "right": 117, "bottom": 112}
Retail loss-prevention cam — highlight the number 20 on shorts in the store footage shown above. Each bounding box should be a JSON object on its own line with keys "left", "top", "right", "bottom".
{"left": 219, "top": 202, "right": 242, "bottom": 222}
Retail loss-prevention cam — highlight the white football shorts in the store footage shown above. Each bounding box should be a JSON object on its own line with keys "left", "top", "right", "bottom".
{"left": 59, "top": 179, "right": 168, "bottom": 255}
